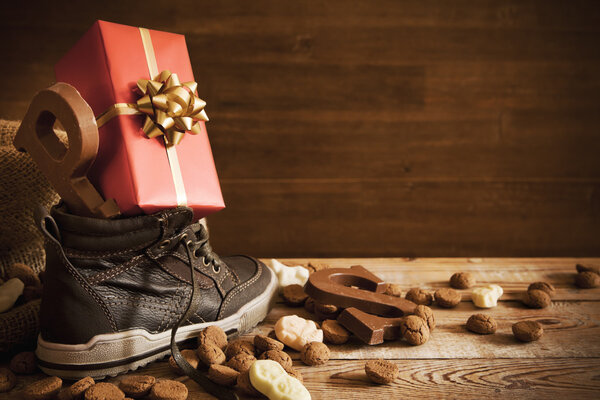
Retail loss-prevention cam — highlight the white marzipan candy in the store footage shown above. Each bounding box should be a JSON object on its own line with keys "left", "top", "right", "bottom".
{"left": 274, "top": 315, "right": 323, "bottom": 351}
{"left": 250, "top": 360, "right": 311, "bottom": 400}
{"left": 472, "top": 284, "right": 504, "bottom": 308}
{"left": 269, "top": 259, "right": 309, "bottom": 290}
{"left": 0, "top": 278, "right": 25, "bottom": 313}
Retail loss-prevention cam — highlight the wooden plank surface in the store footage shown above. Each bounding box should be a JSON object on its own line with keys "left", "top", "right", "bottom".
{"left": 4, "top": 258, "right": 600, "bottom": 399}
{"left": 134, "top": 358, "right": 600, "bottom": 400}
{"left": 1, "top": 1, "right": 600, "bottom": 257}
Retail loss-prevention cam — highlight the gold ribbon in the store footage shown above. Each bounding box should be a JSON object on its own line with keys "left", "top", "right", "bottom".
{"left": 95, "top": 27, "right": 207, "bottom": 207}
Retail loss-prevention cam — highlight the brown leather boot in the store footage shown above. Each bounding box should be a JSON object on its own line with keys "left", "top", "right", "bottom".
{"left": 34, "top": 204, "right": 276, "bottom": 381}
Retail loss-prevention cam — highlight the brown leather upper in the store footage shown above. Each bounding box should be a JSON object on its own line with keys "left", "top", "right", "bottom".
{"left": 38, "top": 204, "right": 271, "bottom": 344}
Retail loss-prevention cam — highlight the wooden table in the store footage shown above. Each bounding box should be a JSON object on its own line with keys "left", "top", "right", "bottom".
{"left": 11, "top": 258, "right": 600, "bottom": 399}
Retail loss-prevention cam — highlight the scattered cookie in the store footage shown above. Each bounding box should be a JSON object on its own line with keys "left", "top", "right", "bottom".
{"left": 522, "top": 289, "right": 551, "bottom": 309}
{"left": 275, "top": 315, "right": 324, "bottom": 351}
{"left": 84, "top": 382, "right": 124, "bottom": 400}
{"left": 471, "top": 284, "right": 503, "bottom": 308}
{"left": 365, "top": 359, "right": 399, "bottom": 384}
{"left": 322, "top": 319, "right": 351, "bottom": 344}
{"left": 285, "top": 367, "right": 303, "bottom": 383}
{"left": 405, "top": 288, "right": 433, "bottom": 306}
{"left": 148, "top": 380, "right": 187, "bottom": 400}
{"left": 304, "top": 297, "right": 316, "bottom": 313}
{"left": 236, "top": 370, "right": 262, "bottom": 397}
{"left": 169, "top": 349, "right": 199, "bottom": 375}
{"left": 300, "top": 341, "right": 330, "bottom": 366}
{"left": 314, "top": 301, "right": 340, "bottom": 320}
{"left": 9, "top": 351, "right": 37, "bottom": 374}
{"left": 57, "top": 388, "right": 71, "bottom": 400}
{"left": 23, "top": 376, "right": 62, "bottom": 400}
{"left": 527, "top": 282, "right": 556, "bottom": 297}
{"left": 434, "top": 288, "right": 461, "bottom": 308}
{"left": 197, "top": 343, "right": 226, "bottom": 367}
{"left": 384, "top": 283, "right": 403, "bottom": 297}
{"left": 450, "top": 272, "right": 475, "bottom": 289}
{"left": 197, "top": 325, "right": 228, "bottom": 350}
{"left": 254, "top": 334, "right": 285, "bottom": 353}
{"left": 227, "top": 353, "right": 257, "bottom": 373}
{"left": 400, "top": 315, "right": 430, "bottom": 345}
{"left": 6, "top": 263, "right": 41, "bottom": 288}
{"left": 119, "top": 375, "right": 156, "bottom": 398}
{"left": 412, "top": 305, "right": 435, "bottom": 331}
{"left": 512, "top": 320, "right": 543, "bottom": 342}
{"left": 57, "top": 376, "right": 94, "bottom": 400}
{"left": 0, "top": 368, "right": 16, "bottom": 393}
{"left": 258, "top": 349, "right": 293, "bottom": 370}
{"left": 281, "top": 284, "right": 308, "bottom": 307}
{"left": 250, "top": 360, "right": 311, "bottom": 400}
{"left": 575, "top": 271, "right": 600, "bottom": 288}
{"left": 466, "top": 314, "right": 497, "bottom": 334}
{"left": 208, "top": 364, "right": 239, "bottom": 386}
{"left": 576, "top": 263, "right": 600, "bottom": 274}
{"left": 224, "top": 339, "right": 255, "bottom": 359}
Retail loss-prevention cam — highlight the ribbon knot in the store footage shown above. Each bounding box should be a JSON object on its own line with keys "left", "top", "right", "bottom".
{"left": 136, "top": 70, "right": 208, "bottom": 147}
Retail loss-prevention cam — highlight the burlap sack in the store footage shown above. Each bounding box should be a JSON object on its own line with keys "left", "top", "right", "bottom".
{"left": 0, "top": 119, "right": 60, "bottom": 274}
{"left": 0, "top": 119, "right": 60, "bottom": 351}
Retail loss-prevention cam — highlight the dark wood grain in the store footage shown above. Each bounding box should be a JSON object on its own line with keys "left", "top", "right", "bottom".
{"left": 1, "top": 1, "right": 599, "bottom": 256}
{"left": 209, "top": 180, "right": 600, "bottom": 257}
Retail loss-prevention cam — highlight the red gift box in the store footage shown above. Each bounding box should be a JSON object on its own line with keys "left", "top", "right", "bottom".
{"left": 55, "top": 20, "right": 224, "bottom": 219}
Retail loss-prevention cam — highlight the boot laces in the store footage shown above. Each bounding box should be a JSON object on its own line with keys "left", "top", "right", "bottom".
{"left": 184, "top": 222, "right": 222, "bottom": 273}
{"left": 169, "top": 222, "right": 238, "bottom": 400}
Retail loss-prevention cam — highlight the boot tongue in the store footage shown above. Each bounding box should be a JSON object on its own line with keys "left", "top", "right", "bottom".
{"left": 159, "top": 207, "right": 195, "bottom": 238}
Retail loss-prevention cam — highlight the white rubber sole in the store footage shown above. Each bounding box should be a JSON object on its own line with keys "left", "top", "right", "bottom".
{"left": 36, "top": 270, "right": 278, "bottom": 379}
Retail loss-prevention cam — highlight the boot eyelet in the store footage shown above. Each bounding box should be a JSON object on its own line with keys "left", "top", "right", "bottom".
{"left": 194, "top": 248, "right": 201, "bottom": 258}
{"left": 158, "top": 239, "right": 170, "bottom": 249}
{"left": 202, "top": 257, "right": 211, "bottom": 268}
{"left": 212, "top": 265, "right": 221, "bottom": 274}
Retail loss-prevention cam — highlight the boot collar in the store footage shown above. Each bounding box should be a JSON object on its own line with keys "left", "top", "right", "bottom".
{"left": 51, "top": 204, "right": 194, "bottom": 252}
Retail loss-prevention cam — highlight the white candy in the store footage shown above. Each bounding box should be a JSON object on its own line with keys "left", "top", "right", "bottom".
{"left": 269, "top": 259, "right": 309, "bottom": 290}
{"left": 472, "top": 284, "right": 504, "bottom": 308}
{"left": 250, "top": 360, "right": 311, "bottom": 400}
{"left": 274, "top": 315, "right": 323, "bottom": 351}
{"left": 0, "top": 278, "right": 25, "bottom": 313}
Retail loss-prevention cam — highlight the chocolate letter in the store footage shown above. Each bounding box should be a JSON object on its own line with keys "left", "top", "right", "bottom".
{"left": 304, "top": 265, "right": 417, "bottom": 345}
{"left": 304, "top": 265, "right": 416, "bottom": 317}
{"left": 14, "top": 83, "right": 120, "bottom": 218}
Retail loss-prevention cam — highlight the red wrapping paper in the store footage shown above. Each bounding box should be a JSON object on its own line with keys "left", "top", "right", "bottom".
{"left": 55, "top": 20, "right": 224, "bottom": 219}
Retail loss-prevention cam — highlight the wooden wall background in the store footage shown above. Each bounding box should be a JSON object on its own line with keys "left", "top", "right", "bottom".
{"left": 1, "top": 1, "right": 599, "bottom": 257}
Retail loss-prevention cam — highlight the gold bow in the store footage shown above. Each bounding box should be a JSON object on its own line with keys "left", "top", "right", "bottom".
{"left": 136, "top": 70, "right": 208, "bottom": 147}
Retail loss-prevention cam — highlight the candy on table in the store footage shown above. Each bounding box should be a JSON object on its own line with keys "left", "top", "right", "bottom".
{"left": 269, "top": 259, "right": 310, "bottom": 290}
{"left": 274, "top": 315, "right": 323, "bottom": 351}
{"left": 249, "top": 359, "right": 311, "bottom": 400}
{"left": 471, "top": 284, "right": 503, "bottom": 308}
